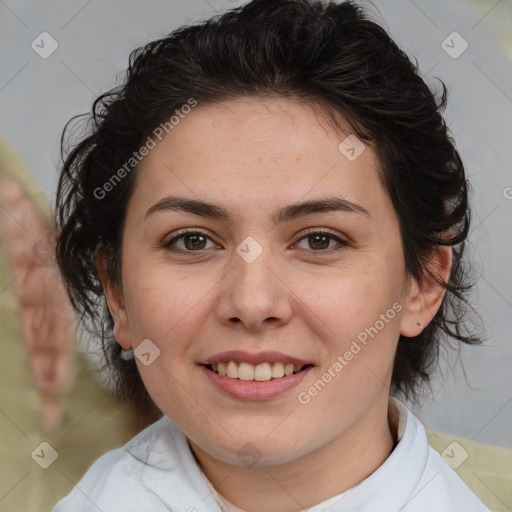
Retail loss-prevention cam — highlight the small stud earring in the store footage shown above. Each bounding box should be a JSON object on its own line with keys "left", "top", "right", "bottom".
{"left": 120, "top": 346, "right": 134, "bottom": 361}
{"left": 416, "top": 321, "right": 423, "bottom": 328}
{"left": 113, "top": 334, "right": 134, "bottom": 360}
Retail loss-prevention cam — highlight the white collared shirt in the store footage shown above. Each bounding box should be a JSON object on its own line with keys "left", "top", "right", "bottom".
{"left": 51, "top": 397, "right": 491, "bottom": 512}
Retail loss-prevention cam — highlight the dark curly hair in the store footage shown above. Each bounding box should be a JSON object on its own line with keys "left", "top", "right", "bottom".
{"left": 55, "top": 0, "right": 481, "bottom": 430}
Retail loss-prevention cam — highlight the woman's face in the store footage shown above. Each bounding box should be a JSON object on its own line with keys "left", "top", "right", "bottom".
{"left": 107, "top": 96, "right": 418, "bottom": 465}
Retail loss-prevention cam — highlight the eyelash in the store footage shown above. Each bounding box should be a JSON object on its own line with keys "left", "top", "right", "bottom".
{"left": 162, "top": 228, "right": 351, "bottom": 254}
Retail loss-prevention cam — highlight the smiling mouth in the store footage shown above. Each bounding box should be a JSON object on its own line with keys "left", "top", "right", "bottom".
{"left": 204, "top": 361, "right": 313, "bottom": 382}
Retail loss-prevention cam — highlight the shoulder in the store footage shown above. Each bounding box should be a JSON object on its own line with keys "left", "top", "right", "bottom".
{"left": 51, "top": 447, "right": 147, "bottom": 511}
{"left": 399, "top": 403, "right": 492, "bottom": 512}
{"left": 404, "top": 445, "right": 492, "bottom": 512}
{"left": 51, "top": 415, "right": 175, "bottom": 512}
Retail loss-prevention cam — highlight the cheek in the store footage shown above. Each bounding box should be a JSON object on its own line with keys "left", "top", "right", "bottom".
{"left": 296, "top": 257, "right": 403, "bottom": 337}
{"left": 296, "top": 257, "right": 404, "bottom": 391}
{"left": 121, "top": 255, "right": 207, "bottom": 346}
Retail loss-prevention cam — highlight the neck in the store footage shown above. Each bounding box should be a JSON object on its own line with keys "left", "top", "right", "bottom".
{"left": 189, "top": 392, "right": 396, "bottom": 512}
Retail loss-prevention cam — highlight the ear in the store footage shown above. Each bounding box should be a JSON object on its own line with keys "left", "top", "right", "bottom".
{"left": 95, "top": 249, "right": 132, "bottom": 349}
{"left": 399, "top": 245, "right": 453, "bottom": 337}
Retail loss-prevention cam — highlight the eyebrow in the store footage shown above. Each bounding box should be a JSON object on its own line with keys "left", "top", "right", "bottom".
{"left": 145, "top": 195, "right": 371, "bottom": 223}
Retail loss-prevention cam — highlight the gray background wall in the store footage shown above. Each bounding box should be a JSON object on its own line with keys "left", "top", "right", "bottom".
{"left": 1, "top": 0, "right": 511, "bottom": 448}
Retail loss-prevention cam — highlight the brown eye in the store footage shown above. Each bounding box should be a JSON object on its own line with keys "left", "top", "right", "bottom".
{"left": 163, "top": 230, "right": 216, "bottom": 252}
{"left": 295, "top": 230, "right": 350, "bottom": 253}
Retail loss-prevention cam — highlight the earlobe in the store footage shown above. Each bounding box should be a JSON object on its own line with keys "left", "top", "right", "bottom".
{"left": 95, "top": 250, "right": 132, "bottom": 349}
{"left": 399, "top": 245, "right": 453, "bottom": 337}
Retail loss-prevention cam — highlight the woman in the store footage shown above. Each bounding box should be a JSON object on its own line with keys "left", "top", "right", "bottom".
{"left": 51, "top": 0, "right": 490, "bottom": 510}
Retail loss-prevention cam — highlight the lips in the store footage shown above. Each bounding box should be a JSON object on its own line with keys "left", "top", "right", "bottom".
{"left": 199, "top": 350, "right": 314, "bottom": 399}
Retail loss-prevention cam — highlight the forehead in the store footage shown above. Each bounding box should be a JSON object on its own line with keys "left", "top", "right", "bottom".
{"left": 130, "top": 96, "right": 389, "bottom": 221}
{"left": 148, "top": 95, "right": 367, "bottom": 166}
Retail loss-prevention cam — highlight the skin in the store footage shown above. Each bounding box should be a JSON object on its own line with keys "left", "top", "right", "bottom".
{"left": 98, "top": 96, "right": 452, "bottom": 511}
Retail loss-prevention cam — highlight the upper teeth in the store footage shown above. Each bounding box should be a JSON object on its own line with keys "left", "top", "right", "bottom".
{"left": 211, "top": 361, "right": 304, "bottom": 381}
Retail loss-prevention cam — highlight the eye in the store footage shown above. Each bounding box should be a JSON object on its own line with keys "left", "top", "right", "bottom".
{"left": 163, "top": 230, "right": 218, "bottom": 252}
{"left": 294, "top": 229, "right": 350, "bottom": 253}
{"left": 162, "top": 228, "right": 351, "bottom": 254}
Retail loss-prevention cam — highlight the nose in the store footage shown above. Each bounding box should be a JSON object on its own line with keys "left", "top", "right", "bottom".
{"left": 214, "top": 241, "right": 294, "bottom": 333}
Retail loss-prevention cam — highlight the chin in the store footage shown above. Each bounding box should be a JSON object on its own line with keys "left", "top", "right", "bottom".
{"left": 197, "top": 429, "right": 315, "bottom": 468}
